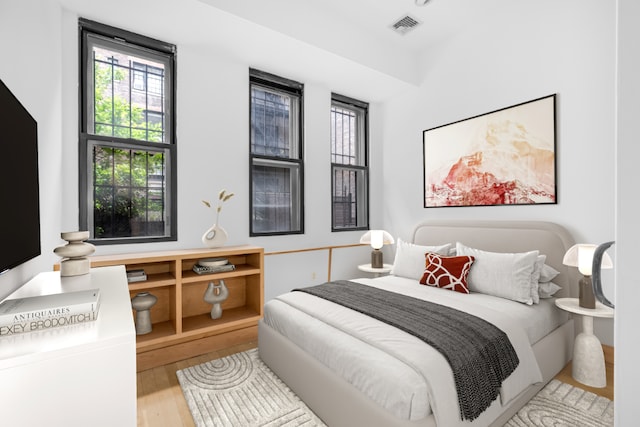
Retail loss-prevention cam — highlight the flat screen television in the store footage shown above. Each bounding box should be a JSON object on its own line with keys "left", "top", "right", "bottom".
{"left": 0, "top": 78, "right": 41, "bottom": 275}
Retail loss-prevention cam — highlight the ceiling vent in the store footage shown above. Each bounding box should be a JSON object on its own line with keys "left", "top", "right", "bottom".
{"left": 390, "top": 14, "right": 421, "bottom": 35}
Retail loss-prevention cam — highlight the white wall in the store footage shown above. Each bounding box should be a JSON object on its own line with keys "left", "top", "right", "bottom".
{"left": 615, "top": 0, "right": 640, "bottom": 424}
{"left": 0, "top": 1, "right": 64, "bottom": 299}
{"left": 382, "top": 0, "right": 617, "bottom": 345}
{"left": 1, "top": 0, "right": 402, "bottom": 300}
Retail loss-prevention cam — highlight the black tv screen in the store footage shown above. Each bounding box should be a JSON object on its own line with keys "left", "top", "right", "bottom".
{"left": 0, "top": 78, "right": 41, "bottom": 274}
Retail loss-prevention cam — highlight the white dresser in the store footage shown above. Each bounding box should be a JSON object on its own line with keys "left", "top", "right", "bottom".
{"left": 0, "top": 266, "right": 136, "bottom": 427}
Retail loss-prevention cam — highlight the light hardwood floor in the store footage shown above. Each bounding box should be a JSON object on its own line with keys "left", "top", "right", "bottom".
{"left": 136, "top": 341, "right": 614, "bottom": 427}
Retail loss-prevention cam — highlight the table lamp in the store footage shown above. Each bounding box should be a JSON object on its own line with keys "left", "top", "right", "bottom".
{"left": 360, "top": 230, "right": 394, "bottom": 268}
{"left": 562, "top": 243, "right": 613, "bottom": 309}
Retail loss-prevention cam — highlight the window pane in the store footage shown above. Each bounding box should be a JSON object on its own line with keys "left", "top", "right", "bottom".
{"left": 249, "top": 70, "right": 303, "bottom": 236}
{"left": 91, "top": 144, "right": 167, "bottom": 239}
{"left": 91, "top": 45, "right": 166, "bottom": 144}
{"left": 331, "top": 95, "right": 368, "bottom": 231}
{"left": 332, "top": 166, "right": 367, "bottom": 229}
{"left": 81, "top": 21, "right": 176, "bottom": 244}
{"left": 331, "top": 105, "right": 358, "bottom": 165}
{"left": 250, "top": 86, "right": 298, "bottom": 158}
{"left": 252, "top": 163, "right": 300, "bottom": 234}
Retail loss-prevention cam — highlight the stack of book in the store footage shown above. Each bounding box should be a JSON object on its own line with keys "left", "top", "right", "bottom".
{"left": 126, "top": 269, "right": 147, "bottom": 283}
{"left": 193, "top": 257, "right": 235, "bottom": 275}
{"left": 0, "top": 289, "right": 101, "bottom": 336}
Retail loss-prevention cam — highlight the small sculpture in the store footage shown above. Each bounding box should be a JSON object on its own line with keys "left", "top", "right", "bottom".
{"left": 54, "top": 231, "right": 96, "bottom": 276}
{"left": 131, "top": 292, "right": 158, "bottom": 335}
{"left": 203, "top": 280, "right": 229, "bottom": 319}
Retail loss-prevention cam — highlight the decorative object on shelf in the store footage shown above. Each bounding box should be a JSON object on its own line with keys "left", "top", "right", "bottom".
{"left": 193, "top": 263, "right": 235, "bottom": 275}
{"left": 53, "top": 231, "right": 96, "bottom": 277}
{"left": 592, "top": 241, "right": 615, "bottom": 308}
{"left": 563, "top": 243, "right": 613, "bottom": 309}
{"left": 199, "top": 257, "right": 228, "bottom": 268}
{"left": 202, "top": 189, "right": 234, "bottom": 248}
{"left": 203, "top": 280, "right": 229, "bottom": 319}
{"left": 360, "top": 230, "right": 395, "bottom": 268}
{"left": 131, "top": 292, "right": 157, "bottom": 335}
{"left": 126, "top": 269, "right": 147, "bottom": 283}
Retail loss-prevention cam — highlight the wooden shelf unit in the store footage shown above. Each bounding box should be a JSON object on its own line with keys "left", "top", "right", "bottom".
{"left": 57, "top": 245, "right": 264, "bottom": 371}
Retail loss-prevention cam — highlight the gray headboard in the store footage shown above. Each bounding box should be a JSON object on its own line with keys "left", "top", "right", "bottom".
{"left": 410, "top": 220, "right": 578, "bottom": 298}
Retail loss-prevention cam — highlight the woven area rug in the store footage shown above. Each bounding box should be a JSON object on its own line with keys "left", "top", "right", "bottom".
{"left": 177, "top": 348, "right": 326, "bottom": 426}
{"left": 505, "top": 379, "right": 613, "bottom": 426}
{"left": 178, "top": 349, "right": 613, "bottom": 427}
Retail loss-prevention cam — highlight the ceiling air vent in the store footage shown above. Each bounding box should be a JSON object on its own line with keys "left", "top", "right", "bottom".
{"left": 390, "top": 14, "right": 421, "bottom": 35}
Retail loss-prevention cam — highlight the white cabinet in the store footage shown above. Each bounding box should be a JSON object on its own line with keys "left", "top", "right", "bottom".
{"left": 0, "top": 266, "right": 136, "bottom": 427}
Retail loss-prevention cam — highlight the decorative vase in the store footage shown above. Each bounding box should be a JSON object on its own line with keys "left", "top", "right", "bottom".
{"left": 202, "top": 223, "right": 228, "bottom": 248}
{"left": 131, "top": 292, "right": 158, "bottom": 335}
{"left": 203, "top": 280, "right": 229, "bottom": 319}
{"left": 53, "top": 231, "right": 96, "bottom": 276}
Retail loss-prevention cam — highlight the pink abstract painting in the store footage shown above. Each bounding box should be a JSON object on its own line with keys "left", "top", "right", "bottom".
{"left": 423, "top": 95, "right": 556, "bottom": 207}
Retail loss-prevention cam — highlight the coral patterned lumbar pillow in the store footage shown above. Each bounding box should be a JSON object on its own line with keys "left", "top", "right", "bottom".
{"left": 420, "top": 252, "right": 475, "bottom": 294}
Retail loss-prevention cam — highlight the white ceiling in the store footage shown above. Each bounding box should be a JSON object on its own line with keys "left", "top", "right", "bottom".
{"left": 197, "top": 0, "right": 504, "bottom": 85}
{"left": 199, "top": 0, "right": 498, "bottom": 55}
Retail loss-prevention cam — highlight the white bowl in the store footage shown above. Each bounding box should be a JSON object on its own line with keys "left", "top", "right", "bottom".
{"left": 198, "top": 257, "right": 228, "bottom": 267}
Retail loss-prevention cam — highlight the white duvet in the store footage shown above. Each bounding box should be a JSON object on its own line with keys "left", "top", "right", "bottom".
{"left": 263, "top": 276, "right": 553, "bottom": 427}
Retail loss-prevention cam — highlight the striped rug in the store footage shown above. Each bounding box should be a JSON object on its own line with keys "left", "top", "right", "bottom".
{"left": 177, "top": 349, "right": 613, "bottom": 427}
{"left": 177, "top": 348, "right": 325, "bottom": 426}
{"left": 505, "top": 379, "right": 614, "bottom": 426}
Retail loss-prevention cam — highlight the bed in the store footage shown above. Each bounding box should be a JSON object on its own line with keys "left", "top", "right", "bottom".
{"left": 258, "top": 220, "right": 577, "bottom": 427}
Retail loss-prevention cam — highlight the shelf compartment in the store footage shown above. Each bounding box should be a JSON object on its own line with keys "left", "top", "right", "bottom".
{"left": 127, "top": 272, "right": 176, "bottom": 291}
{"left": 135, "top": 320, "right": 177, "bottom": 349}
{"left": 181, "top": 306, "right": 261, "bottom": 335}
{"left": 181, "top": 264, "right": 261, "bottom": 283}
{"left": 181, "top": 277, "right": 248, "bottom": 318}
{"left": 129, "top": 285, "right": 177, "bottom": 334}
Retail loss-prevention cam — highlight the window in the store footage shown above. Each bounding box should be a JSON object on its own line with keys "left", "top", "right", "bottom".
{"left": 331, "top": 94, "right": 369, "bottom": 231}
{"left": 249, "top": 69, "right": 304, "bottom": 236}
{"left": 79, "top": 19, "right": 176, "bottom": 243}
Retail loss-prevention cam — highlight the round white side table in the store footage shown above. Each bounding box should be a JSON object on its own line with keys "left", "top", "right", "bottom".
{"left": 555, "top": 297, "right": 614, "bottom": 388}
{"left": 358, "top": 263, "right": 393, "bottom": 277}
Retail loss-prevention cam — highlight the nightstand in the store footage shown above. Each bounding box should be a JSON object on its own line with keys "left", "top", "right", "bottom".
{"left": 555, "top": 297, "right": 614, "bottom": 388}
{"left": 358, "top": 263, "right": 393, "bottom": 277}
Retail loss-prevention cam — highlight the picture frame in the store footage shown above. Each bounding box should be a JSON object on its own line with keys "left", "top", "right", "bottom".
{"left": 423, "top": 94, "right": 556, "bottom": 208}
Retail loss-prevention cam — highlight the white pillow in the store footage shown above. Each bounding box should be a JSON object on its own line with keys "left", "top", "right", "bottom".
{"left": 530, "top": 255, "right": 546, "bottom": 304}
{"left": 391, "top": 238, "right": 452, "bottom": 281}
{"left": 456, "top": 242, "right": 539, "bottom": 305}
{"left": 539, "top": 263, "right": 560, "bottom": 283}
{"left": 539, "top": 281, "right": 562, "bottom": 298}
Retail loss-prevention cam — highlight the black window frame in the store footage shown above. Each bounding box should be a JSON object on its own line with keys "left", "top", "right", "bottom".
{"left": 249, "top": 68, "right": 304, "bottom": 236}
{"left": 78, "top": 18, "right": 177, "bottom": 245}
{"left": 330, "top": 93, "right": 369, "bottom": 232}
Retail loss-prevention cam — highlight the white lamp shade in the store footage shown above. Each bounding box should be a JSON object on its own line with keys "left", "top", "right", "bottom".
{"left": 563, "top": 244, "right": 613, "bottom": 276}
{"left": 360, "top": 230, "right": 394, "bottom": 250}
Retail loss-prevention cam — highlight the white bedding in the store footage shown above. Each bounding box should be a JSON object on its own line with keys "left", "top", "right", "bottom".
{"left": 263, "top": 275, "right": 565, "bottom": 426}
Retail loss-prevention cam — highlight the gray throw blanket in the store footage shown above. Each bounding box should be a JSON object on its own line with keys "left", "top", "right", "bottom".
{"left": 294, "top": 281, "right": 519, "bottom": 421}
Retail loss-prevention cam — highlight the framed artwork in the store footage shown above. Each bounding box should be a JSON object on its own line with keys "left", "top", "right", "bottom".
{"left": 423, "top": 94, "right": 556, "bottom": 208}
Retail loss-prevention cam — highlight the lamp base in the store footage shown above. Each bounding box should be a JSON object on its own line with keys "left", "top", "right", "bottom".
{"left": 579, "top": 276, "right": 596, "bottom": 309}
{"left": 371, "top": 250, "right": 383, "bottom": 269}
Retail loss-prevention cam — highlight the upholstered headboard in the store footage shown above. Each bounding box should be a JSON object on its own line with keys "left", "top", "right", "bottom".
{"left": 410, "top": 220, "right": 578, "bottom": 298}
